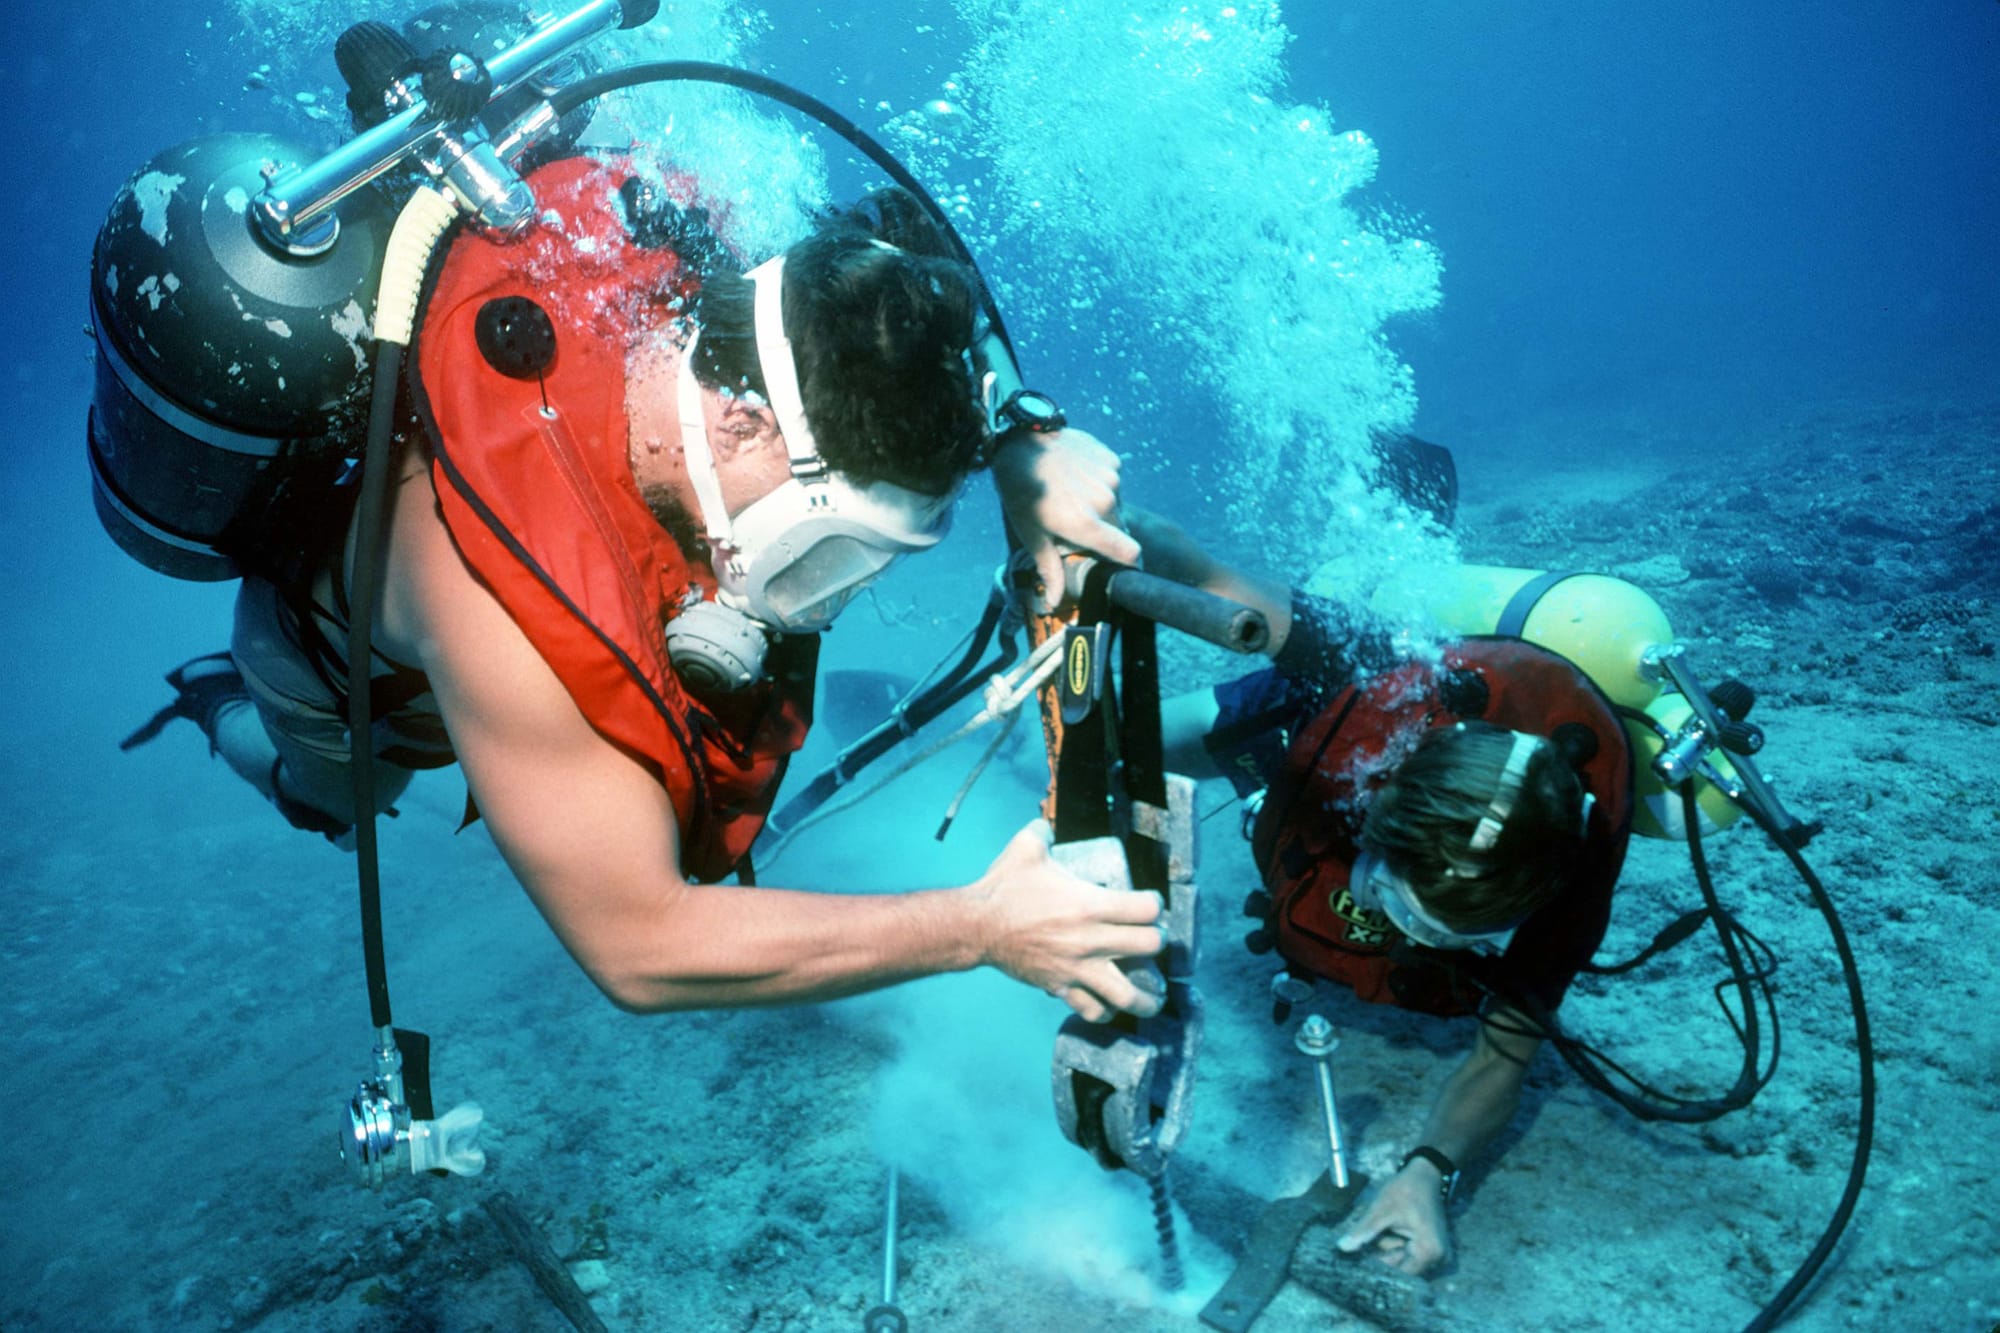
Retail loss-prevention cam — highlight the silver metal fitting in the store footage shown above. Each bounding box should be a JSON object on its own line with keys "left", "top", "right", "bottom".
{"left": 1295, "top": 1013, "right": 1338, "bottom": 1057}
{"left": 1294, "top": 1014, "right": 1348, "bottom": 1188}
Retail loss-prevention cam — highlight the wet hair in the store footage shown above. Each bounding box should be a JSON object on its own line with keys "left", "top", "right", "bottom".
{"left": 1359, "top": 721, "right": 1588, "bottom": 931}
{"left": 690, "top": 187, "right": 990, "bottom": 496}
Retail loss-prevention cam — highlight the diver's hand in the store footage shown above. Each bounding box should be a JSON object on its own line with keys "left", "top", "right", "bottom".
{"left": 990, "top": 427, "right": 1142, "bottom": 611}
{"left": 1335, "top": 1165, "right": 1453, "bottom": 1275}
{"left": 965, "top": 819, "right": 1165, "bottom": 1022}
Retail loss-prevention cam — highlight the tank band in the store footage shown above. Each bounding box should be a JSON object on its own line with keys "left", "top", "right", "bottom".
{"left": 93, "top": 307, "right": 286, "bottom": 459}
{"left": 1496, "top": 569, "right": 1581, "bottom": 640}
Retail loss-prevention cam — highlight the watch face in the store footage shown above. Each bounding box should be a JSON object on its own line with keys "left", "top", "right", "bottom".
{"left": 1002, "top": 389, "right": 1065, "bottom": 431}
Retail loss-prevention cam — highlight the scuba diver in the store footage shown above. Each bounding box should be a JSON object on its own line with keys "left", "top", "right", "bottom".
{"left": 107, "top": 14, "right": 1164, "bottom": 1025}
{"left": 1131, "top": 505, "right": 1636, "bottom": 1278}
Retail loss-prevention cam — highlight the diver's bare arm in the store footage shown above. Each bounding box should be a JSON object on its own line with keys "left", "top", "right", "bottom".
{"left": 1405, "top": 1005, "right": 1543, "bottom": 1177}
{"left": 393, "top": 483, "right": 1161, "bottom": 1017}
{"left": 1337, "top": 1005, "right": 1543, "bottom": 1273}
{"left": 451, "top": 675, "right": 1163, "bottom": 1014}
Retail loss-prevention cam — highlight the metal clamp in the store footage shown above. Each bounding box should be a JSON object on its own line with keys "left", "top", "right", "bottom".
{"left": 1050, "top": 777, "right": 1204, "bottom": 1179}
{"left": 1051, "top": 989, "right": 1206, "bottom": 1179}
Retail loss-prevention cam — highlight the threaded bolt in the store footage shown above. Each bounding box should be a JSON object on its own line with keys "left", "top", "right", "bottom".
{"left": 1150, "top": 1171, "right": 1184, "bottom": 1291}
{"left": 1295, "top": 1014, "right": 1348, "bottom": 1188}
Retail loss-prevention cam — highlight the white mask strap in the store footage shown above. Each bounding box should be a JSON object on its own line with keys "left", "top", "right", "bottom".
{"left": 1469, "top": 731, "right": 1543, "bottom": 853}
{"left": 746, "top": 255, "right": 827, "bottom": 479}
{"left": 673, "top": 329, "right": 736, "bottom": 549}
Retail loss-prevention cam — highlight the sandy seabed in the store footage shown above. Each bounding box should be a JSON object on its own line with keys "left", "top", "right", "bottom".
{"left": 4, "top": 399, "right": 1996, "bottom": 1333}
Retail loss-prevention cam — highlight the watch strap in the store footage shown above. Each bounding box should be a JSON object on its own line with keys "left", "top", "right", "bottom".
{"left": 1400, "top": 1145, "right": 1460, "bottom": 1201}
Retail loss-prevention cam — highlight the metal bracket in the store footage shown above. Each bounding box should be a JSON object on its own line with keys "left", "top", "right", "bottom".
{"left": 1198, "top": 1171, "right": 1365, "bottom": 1332}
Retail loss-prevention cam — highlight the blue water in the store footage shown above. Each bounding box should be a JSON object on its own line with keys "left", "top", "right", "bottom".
{"left": 4, "top": 3, "right": 1996, "bottom": 1330}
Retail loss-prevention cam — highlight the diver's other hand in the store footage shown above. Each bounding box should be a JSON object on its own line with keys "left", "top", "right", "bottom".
{"left": 966, "top": 819, "right": 1165, "bottom": 1022}
{"left": 1335, "top": 1167, "right": 1452, "bottom": 1275}
{"left": 990, "top": 427, "right": 1142, "bottom": 611}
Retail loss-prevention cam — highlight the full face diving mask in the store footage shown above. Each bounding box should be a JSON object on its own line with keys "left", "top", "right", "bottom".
{"left": 678, "top": 253, "right": 957, "bottom": 627}
{"left": 666, "top": 250, "right": 959, "bottom": 693}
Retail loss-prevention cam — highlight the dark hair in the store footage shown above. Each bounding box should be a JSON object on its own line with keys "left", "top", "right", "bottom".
{"left": 690, "top": 187, "right": 989, "bottom": 496}
{"left": 1359, "top": 721, "right": 1587, "bottom": 931}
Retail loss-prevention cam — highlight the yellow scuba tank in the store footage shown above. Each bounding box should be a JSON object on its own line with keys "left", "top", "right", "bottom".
{"left": 1366, "top": 564, "right": 1744, "bottom": 841}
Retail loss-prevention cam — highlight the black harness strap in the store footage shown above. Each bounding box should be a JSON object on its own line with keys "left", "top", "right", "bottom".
{"left": 1496, "top": 569, "right": 1580, "bottom": 640}
{"left": 1117, "top": 606, "right": 1170, "bottom": 902}
{"left": 1053, "top": 561, "right": 1120, "bottom": 842}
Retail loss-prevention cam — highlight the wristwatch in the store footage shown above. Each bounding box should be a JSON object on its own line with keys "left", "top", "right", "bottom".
{"left": 995, "top": 387, "right": 1067, "bottom": 434}
{"left": 1400, "top": 1145, "right": 1461, "bottom": 1203}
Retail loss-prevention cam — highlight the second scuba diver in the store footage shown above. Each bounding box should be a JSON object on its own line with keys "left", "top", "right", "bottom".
{"left": 1133, "top": 507, "right": 1636, "bottom": 1276}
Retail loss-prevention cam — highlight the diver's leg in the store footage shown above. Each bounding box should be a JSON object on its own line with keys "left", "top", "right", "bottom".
{"left": 253, "top": 716, "right": 415, "bottom": 835}
{"left": 119, "top": 652, "right": 254, "bottom": 757}
{"left": 126, "top": 583, "right": 414, "bottom": 837}
{"left": 206, "top": 691, "right": 417, "bottom": 834}
{"left": 227, "top": 577, "right": 414, "bottom": 837}
{"left": 123, "top": 646, "right": 289, "bottom": 798}
{"left": 209, "top": 680, "right": 280, "bottom": 794}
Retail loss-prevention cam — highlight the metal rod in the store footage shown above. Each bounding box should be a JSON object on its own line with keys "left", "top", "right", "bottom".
{"left": 1296, "top": 1015, "right": 1348, "bottom": 1188}
{"left": 881, "top": 1166, "right": 899, "bottom": 1306}
{"left": 863, "top": 1166, "right": 907, "bottom": 1332}
{"left": 1103, "top": 566, "right": 1270, "bottom": 654}
{"left": 1312, "top": 1060, "right": 1349, "bottom": 1189}
{"left": 483, "top": 1192, "right": 611, "bottom": 1333}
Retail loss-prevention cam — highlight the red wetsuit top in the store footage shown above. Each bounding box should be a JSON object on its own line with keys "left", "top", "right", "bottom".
{"left": 1247, "top": 638, "right": 1633, "bottom": 1016}
{"left": 412, "top": 155, "right": 814, "bottom": 882}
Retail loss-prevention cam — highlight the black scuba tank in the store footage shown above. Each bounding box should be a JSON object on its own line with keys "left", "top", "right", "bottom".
{"left": 86, "top": 132, "right": 391, "bottom": 581}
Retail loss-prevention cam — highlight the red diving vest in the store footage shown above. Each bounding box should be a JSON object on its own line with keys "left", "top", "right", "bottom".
{"left": 1251, "top": 638, "right": 1633, "bottom": 1015}
{"left": 412, "top": 155, "right": 813, "bottom": 881}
